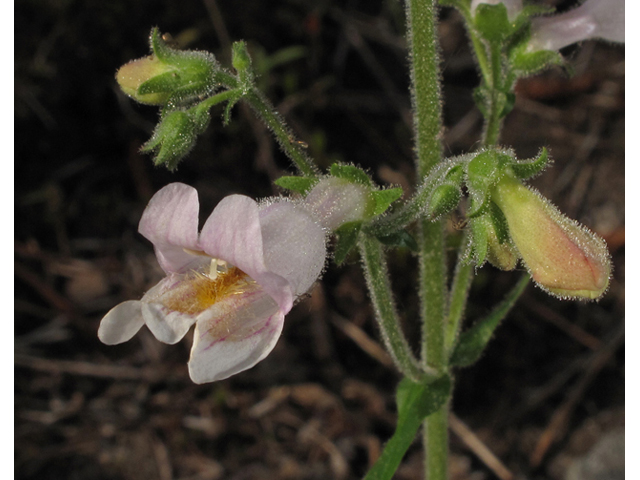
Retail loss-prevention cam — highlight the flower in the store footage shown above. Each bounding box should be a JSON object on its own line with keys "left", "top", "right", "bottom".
{"left": 528, "top": 0, "right": 625, "bottom": 52}
{"left": 491, "top": 175, "right": 611, "bottom": 300}
{"left": 98, "top": 183, "right": 326, "bottom": 383}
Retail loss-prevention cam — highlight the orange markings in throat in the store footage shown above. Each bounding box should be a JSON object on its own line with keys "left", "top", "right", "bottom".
{"left": 163, "top": 266, "right": 255, "bottom": 315}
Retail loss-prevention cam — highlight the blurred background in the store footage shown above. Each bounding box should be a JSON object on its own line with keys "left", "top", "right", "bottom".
{"left": 15, "top": 0, "right": 624, "bottom": 479}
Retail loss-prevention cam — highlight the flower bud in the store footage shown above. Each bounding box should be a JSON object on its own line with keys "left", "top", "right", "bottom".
{"left": 116, "top": 55, "right": 174, "bottom": 105}
{"left": 141, "top": 109, "right": 209, "bottom": 170}
{"left": 492, "top": 175, "right": 611, "bottom": 300}
{"left": 116, "top": 28, "right": 220, "bottom": 107}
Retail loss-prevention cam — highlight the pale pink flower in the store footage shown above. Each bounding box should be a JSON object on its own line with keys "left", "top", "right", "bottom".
{"left": 528, "top": 0, "right": 625, "bottom": 52}
{"left": 98, "top": 183, "right": 326, "bottom": 383}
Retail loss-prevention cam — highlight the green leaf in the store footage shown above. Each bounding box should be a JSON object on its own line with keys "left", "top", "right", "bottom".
{"left": 330, "top": 164, "right": 372, "bottom": 186}
{"left": 273, "top": 176, "right": 317, "bottom": 195}
{"left": 375, "top": 229, "right": 418, "bottom": 252}
{"left": 370, "top": 188, "right": 403, "bottom": 216}
{"left": 333, "top": 221, "right": 362, "bottom": 265}
{"left": 364, "top": 375, "right": 451, "bottom": 480}
{"left": 474, "top": 3, "right": 510, "bottom": 42}
{"left": 510, "top": 147, "right": 550, "bottom": 179}
{"left": 511, "top": 47, "right": 563, "bottom": 76}
{"left": 449, "top": 274, "right": 529, "bottom": 367}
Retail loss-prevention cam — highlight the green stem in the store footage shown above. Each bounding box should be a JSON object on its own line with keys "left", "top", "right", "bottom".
{"left": 243, "top": 89, "right": 317, "bottom": 177}
{"left": 406, "top": 0, "right": 443, "bottom": 178}
{"left": 483, "top": 41, "right": 503, "bottom": 146}
{"left": 213, "top": 70, "right": 318, "bottom": 177}
{"left": 405, "top": 0, "right": 448, "bottom": 477}
{"left": 423, "top": 406, "right": 449, "bottom": 480}
{"left": 445, "top": 247, "right": 474, "bottom": 353}
{"left": 358, "top": 235, "right": 439, "bottom": 383}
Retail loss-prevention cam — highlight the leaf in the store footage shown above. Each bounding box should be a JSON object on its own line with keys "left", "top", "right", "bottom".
{"left": 449, "top": 274, "right": 529, "bottom": 367}
{"left": 364, "top": 375, "right": 451, "bottom": 480}
{"left": 370, "top": 188, "right": 403, "bottom": 216}
{"left": 273, "top": 176, "right": 317, "bottom": 195}
{"left": 330, "top": 163, "right": 372, "bottom": 186}
{"left": 333, "top": 221, "right": 362, "bottom": 265}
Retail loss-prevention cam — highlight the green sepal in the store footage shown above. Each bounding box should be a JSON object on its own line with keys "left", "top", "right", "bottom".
{"left": 510, "top": 147, "right": 550, "bottom": 179}
{"left": 488, "top": 201, "right": 510, "bottom": 244}
{"left": 427, "top": 165, "right": 464, "bottom": 219}
{"left": 474, "top": 3, "right": 511, "bottom": 42}
{"left": 147, "top": 27, "right": 220, "bottom": 107}
{"left": 469, "top": 214, "right": 489, "bottom": 267}
{"left": 370, "top": 188, "right": 403, "bottom": 216}
{"left": 429, "top": 184, "right": 462, "bottom": 219}
{"left": 511, "top": 45, "right": 563, "bottom": 77}
{"left": 449, "top": 275, "right": 529, "bottom": 367}
{"left": 374, "top": 229, "right": 418, "bottom": 252}
{"left": 149, "top": 27, "right": 173, "bottom": 63}
{"left": 465, "top": 150, "right": 511, "bottom": 217}
{"left": 273, "top": 176, "right": 318, "bottom": 195}
{"left": 466, "top": 151, "right": 500, "bottom": 217}
{"left": 333, "top": 221, "right": 362, "bottom": 265}
{"left": 330, "top": 163, "right": 373, "bottom": 187}
{"left": 363, "top": 375, "right": 451, "bottom": 480}
{"left": 137, "top": 71, "right": 181, "bottom": 95}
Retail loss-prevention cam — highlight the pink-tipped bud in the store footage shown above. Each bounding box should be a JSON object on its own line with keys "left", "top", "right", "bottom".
{"left": 492, "top": 175, "right": 611, "bottom": 300}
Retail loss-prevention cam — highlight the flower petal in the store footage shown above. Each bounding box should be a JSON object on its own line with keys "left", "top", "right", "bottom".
{"left": 141, "top": 303, "right": 197, "bottom": 344}
{"left": 188, "top": 290, "right": 284, "bottom": 383}
{"left": 138, "top": 183, "right": 202, "bottom": 273}
{"left": 259, "top": 201, "right": 326, "bottom": 297}
{"left": 98, "top": 300, "right": 145, "bottom": 345}
{"left": 199, "top": 194, "right": 293, "bottom": 312}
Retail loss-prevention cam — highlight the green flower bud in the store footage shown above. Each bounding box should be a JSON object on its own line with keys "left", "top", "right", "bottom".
{"left": 141, "top": 109, "right": 210, "bottom": 171}
{"left": 492, "top": 175, "right": 611, "bottom": 300}
{"left": 116, "top": 28, "right": 220, "bottom": 107}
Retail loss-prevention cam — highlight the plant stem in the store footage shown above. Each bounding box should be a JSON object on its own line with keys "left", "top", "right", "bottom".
{"left": 483, "top": 41, "right": 503, "bottom": 146}
{"left": 358, "top": 235, "right": 439, "bottom": 383}
{"left": 243, "top": 89, "right": 317, "bottom": 177}
{"left": 213, "top": 70, "right": 318, "bottom": 177}
{"left": 445, "top": 240, "right": 474, "bottom": 353}
{"left": 405, "top": 0, "right": 448, "bottom": 477}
